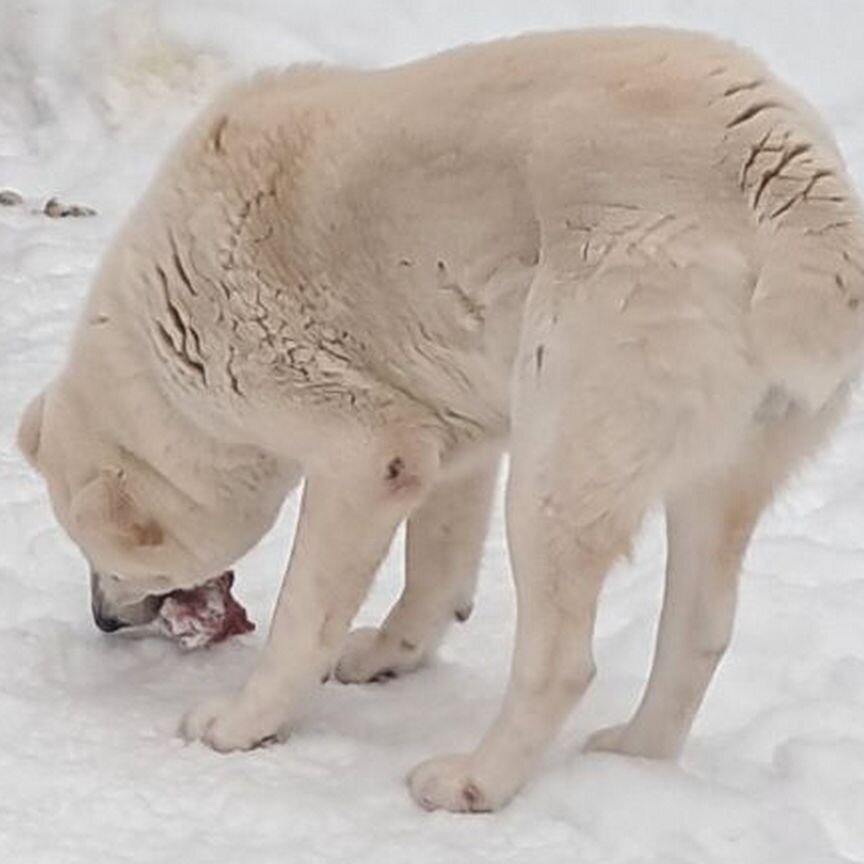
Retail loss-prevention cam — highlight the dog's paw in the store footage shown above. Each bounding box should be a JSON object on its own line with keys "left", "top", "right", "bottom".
{"left": 583, "top": 723, "right": 677, "bottom": 760}
{"left": 407, "top": 754, "right": 509, "bottom": 813}
{"left": 583, "top": 723, "right": 633, "bottom": 755}
{"left": 334, "top": 626, "right": 427, "bottom": 684}
{"left": 180, "top": 695, "right": 288, "bottom": 753}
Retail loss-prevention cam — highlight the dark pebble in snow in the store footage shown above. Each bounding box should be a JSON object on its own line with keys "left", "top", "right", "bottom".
{"left": 0, "top": 189, "right": 23, "bottom": 206}
{"left": 43, "top": 197, "right": 97, "bottom": 218}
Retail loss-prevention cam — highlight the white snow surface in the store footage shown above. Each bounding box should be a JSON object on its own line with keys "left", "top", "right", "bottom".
{"left": 2, "top": 2, "right": 864, "bottom": 862}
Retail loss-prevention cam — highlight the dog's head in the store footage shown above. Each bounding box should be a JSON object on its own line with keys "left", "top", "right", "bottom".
{"left": 18, "top": 381, "right": 293, "bottom": 631}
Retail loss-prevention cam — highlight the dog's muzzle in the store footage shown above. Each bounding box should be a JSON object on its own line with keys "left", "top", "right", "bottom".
{"left": 90, "top": 570, "right": 164, "bottom": 632}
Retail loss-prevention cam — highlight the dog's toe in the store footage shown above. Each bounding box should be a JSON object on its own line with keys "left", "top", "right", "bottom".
{"left": 179, "top": 695, "right": 234, "bottom": 743}
{"left": 180, "top": 695, "right": 287, "bottom": 753}
{"left": 407, "top": 754, "right": 501, "bottom": 813}
{"left": 335, "top": 626, "right": 427, "bottom": 684}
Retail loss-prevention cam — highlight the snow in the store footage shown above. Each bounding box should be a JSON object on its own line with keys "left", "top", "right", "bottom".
{"left": 2, "top": 2, "right": 864, "bottom": 862}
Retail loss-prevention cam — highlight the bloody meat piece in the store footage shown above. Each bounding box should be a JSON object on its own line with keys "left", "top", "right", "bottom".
{"left": 158, "top": 571, "right": 254, "bottom": 649}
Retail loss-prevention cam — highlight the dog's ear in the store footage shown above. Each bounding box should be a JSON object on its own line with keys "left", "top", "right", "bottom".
{"left": 70, "top": 469, "right": 165, "bottom": 551}
{"left": 17, "top": 392, "right": 46, "bottom": 469}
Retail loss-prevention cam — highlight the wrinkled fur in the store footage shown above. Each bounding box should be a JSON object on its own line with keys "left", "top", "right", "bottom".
{"left": 20, "top": 30, "right": 864, "bottom": 811}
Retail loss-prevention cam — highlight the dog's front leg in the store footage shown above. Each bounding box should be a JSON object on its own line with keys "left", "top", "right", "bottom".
{"left": 335, "top": 455, "right": 499, "bottom": 684}
{"left": 182, "top": 441, "right": 435, "bottom": 752}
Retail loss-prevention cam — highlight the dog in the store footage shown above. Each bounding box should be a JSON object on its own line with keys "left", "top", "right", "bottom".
{"left": 18, "top": 29, "right": 864, "bottom": 812}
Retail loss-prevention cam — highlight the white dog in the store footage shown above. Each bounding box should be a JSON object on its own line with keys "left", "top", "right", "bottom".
{"left": 18, "top": 29, "right": 864, "bottom": 811}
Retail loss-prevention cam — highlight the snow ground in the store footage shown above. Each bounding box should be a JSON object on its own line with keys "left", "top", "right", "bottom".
{"left": 2, "top": 1, "right": 864, "bottom": 862}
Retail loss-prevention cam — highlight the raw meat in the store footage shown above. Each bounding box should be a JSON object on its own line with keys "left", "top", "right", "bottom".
{"left": 158, "top": 572, "right": 255, "bottom": 649}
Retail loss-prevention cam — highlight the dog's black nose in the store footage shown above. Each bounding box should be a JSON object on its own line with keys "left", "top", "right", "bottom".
{"left": 92, "top": 608, "right": 128, "bottom": 633}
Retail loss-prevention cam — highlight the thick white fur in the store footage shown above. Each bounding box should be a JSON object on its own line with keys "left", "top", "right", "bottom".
{"left": 19, "top": 30, "right": 864, "bottom": 811}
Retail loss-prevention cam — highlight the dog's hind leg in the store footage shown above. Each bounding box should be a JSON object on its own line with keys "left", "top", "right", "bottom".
{"left": 406, "top": 256, "right": 738, "bottom": 811}
{"left": 336, "top": 455, "right": 499, "bottom": 683}
{"left": 586, "top": 387, "right": 848, "bottom": 760}
{"left": 408, "top": 386, "right": 652, "bottom": 810}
